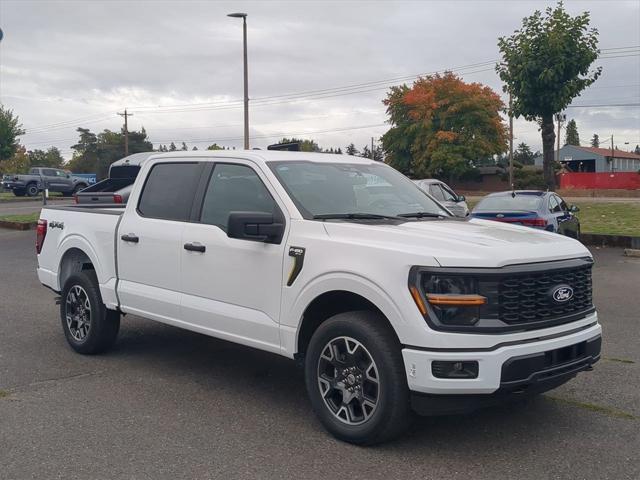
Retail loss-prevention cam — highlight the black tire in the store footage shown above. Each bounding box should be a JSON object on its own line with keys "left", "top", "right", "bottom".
{"left": 304, "top": 311, "right": 411, "bottom": 445}
{"left": 73, "top": 184, "right": 87, "bottom": 194}
{"left": 25, "top": 182, "right": 39, "bottom": 197}
{"left": 60, "top": 270, "right": 120, "bottom": 354}
{"left": 12, "top": 189, "right": 26, "bottom": 197}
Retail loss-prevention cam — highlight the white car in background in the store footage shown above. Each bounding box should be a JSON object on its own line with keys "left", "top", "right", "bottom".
{"left": 413, "top": 179, "right": 469, "bottom": 217}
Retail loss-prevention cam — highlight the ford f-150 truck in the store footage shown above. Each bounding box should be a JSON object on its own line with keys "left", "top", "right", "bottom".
{"left": 36, "top": 151, "right": 601, "bottom": 444}
{"left": 2, "top": 167, "right": 89, "bottom": 197}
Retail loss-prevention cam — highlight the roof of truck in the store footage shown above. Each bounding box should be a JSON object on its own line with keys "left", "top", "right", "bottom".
{"left": 145, "top": 150, "right": 377, "bottom": 165}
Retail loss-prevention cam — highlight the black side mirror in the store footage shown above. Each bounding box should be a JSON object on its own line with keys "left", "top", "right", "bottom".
{"left": 570, "top": 205, "right": 580, "bottom": 213}
{"left": 227, "top": 212, "right": 284, "bottom": 244}
{"left": 457, "top": 194, "right": 466, "bottom": 202}
{"left": 66, "top": 174, "right": 71, "bottom": 178}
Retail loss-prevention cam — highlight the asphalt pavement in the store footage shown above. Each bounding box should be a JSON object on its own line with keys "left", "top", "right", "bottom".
{"left": 0, "top": 229, "right": 638, "bottom": 480}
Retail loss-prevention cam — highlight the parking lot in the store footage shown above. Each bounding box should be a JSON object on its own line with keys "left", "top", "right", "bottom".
{"left": 1, "top": 228, "right": 638, "bottom": 480}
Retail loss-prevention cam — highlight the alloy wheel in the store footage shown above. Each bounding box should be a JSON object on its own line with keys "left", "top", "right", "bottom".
{"left": 65, "top": 285, "right": 91, "bottom": 342}
{"left": 317, "top": 336, "right": 380, "bottom": 425}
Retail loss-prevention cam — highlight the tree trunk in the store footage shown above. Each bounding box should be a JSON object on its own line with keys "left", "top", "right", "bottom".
{"left": 541, "top": 114, "right": 556, "bottom": 190}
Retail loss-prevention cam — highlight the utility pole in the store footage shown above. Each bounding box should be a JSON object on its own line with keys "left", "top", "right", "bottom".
{"left": 371, "top": 137, "right": 375, "bottom": 160}
{"left": 117, "top": 109, "right": 133, "bottom": 156}
{"left": 227, "top": 13, "right": 249, "bottom": 150}
{"left": 508, "top": 93, "right": 514, "bottom": 189}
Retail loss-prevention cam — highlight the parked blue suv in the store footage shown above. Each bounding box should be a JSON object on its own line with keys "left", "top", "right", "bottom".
{"left": 471, "top": 191, "right": 581, "bottom": 239}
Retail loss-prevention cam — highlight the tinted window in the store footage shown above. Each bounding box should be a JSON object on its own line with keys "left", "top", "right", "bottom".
{"left": 42, "top": 169, "right": 57, "bottom": 176}
{"left": 29, "top": 168, "right": 39, "bottom": 175}
{"left": 475, "top": 194, "right": 542, "bottom": 212}
{"left": 138, "top": 163, "right": 202, "bottom": 221}
{"left": 556, "top": 195, "right": 569, "bottom": 212}
{"left": 428, "top": 184, "right": 445, "bottom": 201}
{"left": 200, "top": 163, "right": 278, "bottom": 231}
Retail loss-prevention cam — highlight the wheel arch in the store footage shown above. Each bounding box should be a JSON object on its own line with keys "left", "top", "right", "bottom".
{"left": 58, "top": 247, "right": 97, "bottom": 291}
{"left": 291, "top": 275, "right": 406, "bottom": 358}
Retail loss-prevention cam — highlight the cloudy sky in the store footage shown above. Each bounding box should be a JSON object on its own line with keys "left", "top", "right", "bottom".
{"left": 0, "top": 0, "right": 639, "bottom": 160}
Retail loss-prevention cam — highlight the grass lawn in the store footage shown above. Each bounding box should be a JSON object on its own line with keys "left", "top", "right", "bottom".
{"left": 0, "top": 213, "right": 39, "bottom": 224}
{"left": 467, "top": 199, "right": 640, "bottom": 236}
{"left": 575, "top": 203, "right": 640, "bottom": 237}
{"left": 0, "top": 191, "right": 63, "bottom": 201}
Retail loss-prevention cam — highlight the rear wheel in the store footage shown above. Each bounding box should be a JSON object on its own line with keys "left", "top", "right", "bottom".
{"left": 25, "top": 183, "right": 39, "bottom": 197}
{"left": 304, "top": 311, "right": 411, "bottom": 445}
{"left": 60, "top": 271, "right": 120, "bottom": 354}
{"left": 73, "top": 184, "right": 87, "bottom": 195}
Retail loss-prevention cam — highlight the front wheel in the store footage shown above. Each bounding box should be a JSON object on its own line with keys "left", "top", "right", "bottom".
{"left": 304, "top": 311, "right": 411, "bottom": 445}
{"left": 25, "top": 183, "right": 39, "bottom": 197}
{"left": 60, "top": 271, "right": 120, "bottom": 354}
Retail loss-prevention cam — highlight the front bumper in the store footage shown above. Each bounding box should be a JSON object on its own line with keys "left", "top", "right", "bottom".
{"left": 2, "top": 181, "right": 25, "bottom": 190}
{"left": 402, "top": 321, "right": 601, "bottom": 396}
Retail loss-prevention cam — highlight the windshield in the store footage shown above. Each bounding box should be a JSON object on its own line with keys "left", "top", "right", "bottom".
{"left": 268, "top": 161, "right": 449, "bottom": 219}
{"left": 475, "top": 194, "right": 542, "bottom": 212}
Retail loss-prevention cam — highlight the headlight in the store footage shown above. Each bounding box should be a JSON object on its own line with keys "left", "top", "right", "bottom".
{"left": 409, "top": 270, "right": 487, "bottom": 327}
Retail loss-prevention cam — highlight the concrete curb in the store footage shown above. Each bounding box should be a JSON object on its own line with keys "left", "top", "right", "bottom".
{"left": 581, "top": 233, "right": 640, "bottom": 249}
{"left": 0, "top": 220, "right": 37, "bottom": 231}
{"left": 624, "top": 249, "right": 640, "bottom": 258}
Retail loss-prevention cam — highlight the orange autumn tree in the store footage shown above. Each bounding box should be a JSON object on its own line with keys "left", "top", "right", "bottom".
{"left": 382, "top": 72, "right": 507, "bottom": 178}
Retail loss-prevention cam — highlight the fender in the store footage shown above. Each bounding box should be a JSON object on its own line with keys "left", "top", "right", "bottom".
{"left": 281, "top": 271, "right": 408, "bottom": 358}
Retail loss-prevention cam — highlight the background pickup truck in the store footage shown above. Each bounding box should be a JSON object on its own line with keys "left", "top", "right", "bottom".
{"left": 2, "top": 167, "right": 89, "bottom": 197}
{"left": 36, "top": 150, "right": 602, "bottom": 445}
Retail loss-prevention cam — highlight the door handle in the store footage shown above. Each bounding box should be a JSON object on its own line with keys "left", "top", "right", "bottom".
{"left": 184, "top": 242, "right": 206, "bottom": 253}
{"left": 121, "top": 233, "right": 139, "bottom": 243}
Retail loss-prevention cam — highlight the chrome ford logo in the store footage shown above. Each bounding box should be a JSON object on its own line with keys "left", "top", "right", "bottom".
{"left": 552, "top": 285, "right": 574, "bottom": 303}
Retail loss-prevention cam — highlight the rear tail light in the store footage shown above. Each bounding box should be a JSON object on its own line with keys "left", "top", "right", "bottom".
{"left": 113, "top": 194, "right": 123, "bottom": 204}
{"left": 521, "top": 217, "right": 547, "bottom": 228}
{"left": 36, "top": 219, "right": 47, "bottom": 254}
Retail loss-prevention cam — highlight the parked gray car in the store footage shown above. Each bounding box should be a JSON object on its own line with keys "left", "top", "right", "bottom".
{"left": 2, "top": 167, "right": 89, "bottom": 197}
{"left": 412, "top": 178, "right": 469, "bottom": 217}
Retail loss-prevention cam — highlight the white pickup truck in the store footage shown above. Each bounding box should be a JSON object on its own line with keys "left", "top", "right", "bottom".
{"left": 36, "top": 151, "right": 601, "bottom": 444}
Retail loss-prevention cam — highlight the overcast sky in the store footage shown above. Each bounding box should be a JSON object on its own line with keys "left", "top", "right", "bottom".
{"left": 0, "top": 0, "right": 639, "bottom": 160}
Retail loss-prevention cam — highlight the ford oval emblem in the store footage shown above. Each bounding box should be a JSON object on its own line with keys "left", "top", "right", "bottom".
{"left": 496, "top": 213, "right": 504, "bottom": 218}
{"left": 552, "top": 285, "right": 574, "bottom": 303}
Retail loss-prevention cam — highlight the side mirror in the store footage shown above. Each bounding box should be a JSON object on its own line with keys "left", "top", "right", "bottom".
{"left": 457, "top": 194, "right": 466, "bottom": 202}
{"left": 227, "top": 212, "right": 284, "bottom": 244}
{"left": 66, "top": 174, "right": 71, "bottom": 178}
{"left": 570, "top": 205, "right": 580, "bottom": 213}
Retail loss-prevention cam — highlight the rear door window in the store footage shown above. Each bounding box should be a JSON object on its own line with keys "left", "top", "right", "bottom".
{"left": 428, "top": 184, "right": 445, "bottom": 201}
{"left": 137, "top": 163, "right": 202, "bottom": 221}
{"left": 42, "top": 169, "right": 57, "bottom": 177}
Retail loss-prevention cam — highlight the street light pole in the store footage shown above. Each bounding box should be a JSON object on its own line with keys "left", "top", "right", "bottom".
{"left": 228, "top": 12, "right": 249, "bottom": 150}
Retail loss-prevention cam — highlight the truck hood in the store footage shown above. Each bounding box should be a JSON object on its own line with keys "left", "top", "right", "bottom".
{"left": 322, "top": 218, "right": 591, "bottom": 268}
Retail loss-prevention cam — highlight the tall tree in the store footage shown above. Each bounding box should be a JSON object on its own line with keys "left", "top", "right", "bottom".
{"left": 564, "top": 119, "right": 580, "bottom": 146}
{"left": 513, "top": 142, "right": 535, "bottom": 165}
{"left": 27, "top": 147, "right": 64, "bottom": 168}
{"left": 275, "top": 138, "right": 321, "bottom": 152}
{"left": 169, "top": 142, "right": 177, "bottom": 151}
{"left": 181, "top": 142, "right": 188, "bottom": 151}
{"left": 590, "top": 134, "right": 600, "bottom": 148}
{"left": 497, "top": 2, "right": 601, "bottom": 189}
{"left": 382, "top": 72, "right": 507, "bottom": 179}
{"left": 0, "top": 105, "right": 25, "bottom": 164}
{"left": 345, "top": 143, "right": 359, "bottom": 156}
{"left": 207, "top": 143, "right": 224, "bottom": 150}
{"left": 0, "top": 145, "right": 29, "bottom": 174}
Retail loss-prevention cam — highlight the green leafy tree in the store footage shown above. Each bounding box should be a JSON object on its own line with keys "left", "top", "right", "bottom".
{"left": 382, "top": 73, "right": 506, "bottom": 179}
{"left": 27, "top": 147, "right": 64, "bottom": 168}
{"left": 0, "top": 105, "right": 25, "bottom": 164}
{"left": 564, "top": 119, "right": 580, "bottom": 146}
{"left": 207, "top": 143, "right": 224, "bottom": 150}
{"left": 345, "top": 143, "right": 359, "bottom": 156}
{"left": 497, "top": 2, "right": 601, "bottom": 189}
{"left": 181, "top": 142, "right": 188, "bottom": 151}
{"left": 513, "top": 142, "right": 535, "bottom": 165}
{"left": 0, "top": 145, "right": 29, "bottom": 174}
{"left": 192, "top": 146, "right": 198, "bottom": 151}
{"left": 169, "top": 142, "right": 177, "bottom": 151}
{"left": 590, "top": 134, "right": 600, "bottom": 148}
{"left": 67, "top": 127, "right": 152, "bottom": 179}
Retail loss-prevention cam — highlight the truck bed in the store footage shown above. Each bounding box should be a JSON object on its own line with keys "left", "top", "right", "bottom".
{"left": 36, "top": 204, "right": 124, "bottom": 309}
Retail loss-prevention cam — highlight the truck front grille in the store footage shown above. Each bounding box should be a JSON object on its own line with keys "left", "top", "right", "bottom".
{"left": 497, "top": 264, "right": 593, "bottom": 324}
